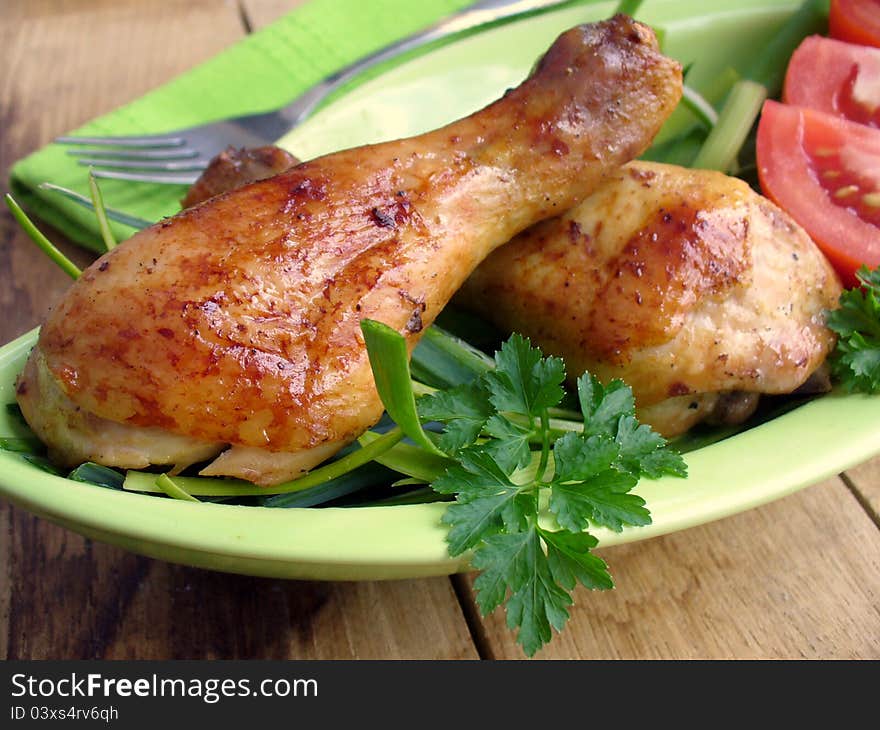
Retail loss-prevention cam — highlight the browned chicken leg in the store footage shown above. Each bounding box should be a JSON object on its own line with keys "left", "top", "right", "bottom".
{"left": 457, "top": 161, "right": 842, "bottom": 437}
{"left": 17, "top": 16, "right": 683, "bottom": 484}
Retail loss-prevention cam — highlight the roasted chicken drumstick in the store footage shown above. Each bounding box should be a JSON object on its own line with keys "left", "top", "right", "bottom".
{"left": 185, "top": 152, "right": 844, "bottom": 437}
{"left": 458, "top": 161, "right": 842, "bottom": 437}
{"left": 17, "top": 16, "right": 683, "bottom": 484}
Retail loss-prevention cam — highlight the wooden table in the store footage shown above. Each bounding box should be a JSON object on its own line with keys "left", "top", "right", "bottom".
{"left": 2, "top": 0, "right": 879, "bottom": 661}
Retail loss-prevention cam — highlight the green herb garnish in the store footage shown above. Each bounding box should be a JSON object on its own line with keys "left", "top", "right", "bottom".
{"left": 0, "top": 437, "right": 43, "bottom": 453}
{"left": 155, "top": 473, "right": 201, "bottom": 502}
{"left": 68, "top": 462, "right": 125, "bottom": 490}
{"left": 827, "top": 265, "right": 880, "bottom": 394}
{"left": 613, "top": 0, "right": 643, "bottom": 17}
{"left": 4, "top": 194, "right": 82, "bottom": 279}
{"left": 362, "top": 319, "right": 444, "bottom": 455}
{"left": 124, "top": 425, "right": 405, "bottom": 498}
{"left": 649, "top": 0, "right": 827, "bottom": 172}
{"left": 364, "top": 323, "right": 686, "bottom": 656}
{"left": 39, "top": 182, "right": 153, "bottom": 231}
{"left": 87, "top": 171, "right": 117, "bottom": 251}
{"left": 691, "top": 79, "right": 767, "bottom": 173}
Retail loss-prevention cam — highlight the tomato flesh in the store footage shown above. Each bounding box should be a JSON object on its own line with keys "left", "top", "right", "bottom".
{"left": 805, "top": 143, "right": 880, "bottom": 230}
{"left": 783, "top": 35, "right": 880, "bottom": 128}
{"left": 757, "top": 100, "right": 880, "bottom": 286}
{"left": 830, "top": 0, "right": 880, "bottom": 49}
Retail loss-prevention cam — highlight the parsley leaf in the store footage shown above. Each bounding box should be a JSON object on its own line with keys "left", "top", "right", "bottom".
{"left": 827, "top": 265, "right": 880, "bottom": 394}
{"left": 435, "top": 449, "right": 535, "bottom": 555}
{"left": 485, "top": 334, "right": 566, "bottom": 418}
{"left": 542, "top": 528, "right": 613, "bottom": 591}
{"left": 417, "top": 381, "right": 494, "bottom": 454}
{"left": 550, "top": 470, "right": 646, "bottom": 533}
{"left": 548, "top": 426, "right": 659, "bottom": 533}
{"left": 577, "top": 373, "right": 636, "bottom": 436}
{"left": 552, "top": 431, "right": 620, "bottom": 481}
{"left": 482, "top": 415, "right": 533, "bottom": 471}
{"left": 473, "top": 528, "right": 572, "bottom": 657}
{"left": 363, "top": 323, "right": 688, "bottom": 656}
{"left": 615, "top": 415, "right": 688, "bottom": 478}
{"left": 427, "top": 339, "right": 686, "bottom": 655}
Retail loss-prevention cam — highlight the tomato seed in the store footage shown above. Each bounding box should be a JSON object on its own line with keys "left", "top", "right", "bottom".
{"left": 834, "top": 185, "right": 860, "bottom": 198}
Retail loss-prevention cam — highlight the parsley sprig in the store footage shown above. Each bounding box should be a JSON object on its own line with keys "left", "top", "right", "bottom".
{"left": 363, "top": 323, "right": 687, "bottom": 656}
{"left": 827, "top": 266, "right": 880, "bottom": 395}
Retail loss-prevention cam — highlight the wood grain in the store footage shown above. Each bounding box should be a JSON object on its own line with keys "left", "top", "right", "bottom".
{"left": 2, "top": 0, "right": 880, "bottom": 662}
{"left": 0, "top": 490, "right": 9, "bottom": 661}
{"left": 103, "top": 568, "right": 476, "bottom": 660}
{"left": 463, "top": 477, "right": 880, "bottom": 659}
{"left": 240, "top": 0, "right": 302, "bottom": 30}
{"left": 5, "top": 537, "right": 476, "bottom": 659}
{"left": 843, "top": 454, "right": 880, "bottom": 526}
{"left": 0, "top": 0, "right": 249, "bottom": 339}
{"left": 0, "top": 0, "right": 475, "bottom": 661}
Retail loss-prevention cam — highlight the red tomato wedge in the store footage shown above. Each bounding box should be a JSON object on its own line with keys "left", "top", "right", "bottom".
{"left": 784, "top": 35, "right": 880, "bottom": 127}
{"left": 830, "top": 0, "right": 880, "bottom": 49}
{"left": 756, "top": 100, "right": 880, "bottom": 287}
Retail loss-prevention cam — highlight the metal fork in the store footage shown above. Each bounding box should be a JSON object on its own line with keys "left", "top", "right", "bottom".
{"left": 56, "top": 0, "right": 572, "bottom": 185}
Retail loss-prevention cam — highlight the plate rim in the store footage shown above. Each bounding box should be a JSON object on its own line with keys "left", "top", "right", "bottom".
{"left": 3, "top": 0, "right": 880, "bottom": 579}
{"left": 2, "top": 327, "right": 879, "bottom": 579}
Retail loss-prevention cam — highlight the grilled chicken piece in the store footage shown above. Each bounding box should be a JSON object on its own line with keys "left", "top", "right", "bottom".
{"left": 181, "top": 146, "right": 300, "bottom": 208}
{"left": 457, "top": 161, "right": 842, "bottom": 437}
{"left": 18, "top": 16, "right": 683, "bottom": 484}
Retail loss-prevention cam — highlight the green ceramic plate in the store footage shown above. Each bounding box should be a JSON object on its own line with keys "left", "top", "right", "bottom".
{"left": 2, "top": 0, "right": 879, "bottom": 580}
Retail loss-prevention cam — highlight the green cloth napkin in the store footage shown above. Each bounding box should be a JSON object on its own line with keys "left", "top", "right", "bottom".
{"left": 9, "top": 0, "right": 473, "bottom": 252}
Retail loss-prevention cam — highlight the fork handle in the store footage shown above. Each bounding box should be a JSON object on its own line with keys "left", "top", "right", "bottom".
{"left": 276, "top": 0, "right": 572, "bottom": 128}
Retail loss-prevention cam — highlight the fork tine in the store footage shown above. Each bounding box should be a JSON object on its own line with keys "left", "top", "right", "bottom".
{"left": 90, "top": 169, "right": 200, "bottom": 185}
{"left": 55, "top": 133, "right": 186, "bottom": 148}
{"left": 39, "top": 183, "right": 154, "bottom": 229}
{"left": 76, "top": 158, "right": 209, "bottom": 172}
{"left": 65, "top": 148, "right": 199, "bottom": 160}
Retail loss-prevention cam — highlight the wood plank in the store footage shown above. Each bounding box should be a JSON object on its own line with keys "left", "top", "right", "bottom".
{"left": 0, "top": 0, "right": 476, "bottom": 660}
{"left": 107, "top": 567, "right": 476, "bottom": 659}
{"left": 0, "top": 492, "right": 9, "bottom": 661}
{"left": 462, "top": 478, "right": 880, "bottom": 659}
{"left": 5, "top": 0, "right": 879, "bottom": 663}
{"left": 843, "top": 455, "right": 880, "bottom": 524}
{"left": 240, "top": 0, "right": 306, "bottom": 30}
{"left": 1, "top": 0, "right": 248, "bottom": 139}
{"left": 0, "top": 0, "right": 248, "bottom": 339}
{"left": 0, "top": 0, "right": 237, "bottom": 660}
{"left": 5, "top": 532, "right": 475, "bottom": 659}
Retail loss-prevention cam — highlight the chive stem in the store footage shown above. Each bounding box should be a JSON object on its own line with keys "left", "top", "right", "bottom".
{"left": 87, "top": 170, "right": 117, "bottom": 251}
{"left": 126, "top": 426, "right": 405, "bottom": 496}
{"left": 358, "top": 430, "right": 454, "bottom": 482}
{"left": 744, "top": 0, "right": 828, "bottom": 97}
{"left": 361, "top": 319, "right": 445, "bottom": 455}
{"left": 647, "top": 0, "right": 825, "bottom": 170}
{"left": 680, "top": 85, "right": 719, "bottom": 129}
{"left": 38, "top": 182, "right": 153, "bottom": 230}
{"left": 613, "top": 0, "right": 643, "bottom": 16}
{"left": 0, "top": 437, "right": 43, "bottom": 453}
{"left": 691, "top": 79, "right": 767, "bottom": 173}
{"left": 155, "top": 473, "right": 200, "bottom": 502}
{"left": 4, "top": 194, "right": 82, "bottom": 279}
{"left": 411, "top": 380, "right": 436, "bottom": 397}
{"left": 410, "top": 325, "right": 494, "bottom": 390}
{"left": 536, "top": 408, "right": 551, "bottom": 482}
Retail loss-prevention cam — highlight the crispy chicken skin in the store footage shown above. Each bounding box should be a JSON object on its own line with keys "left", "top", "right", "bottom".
{"left": 18, "top": 17, "right": 683, "bottom": 484}
{"left": 180, "top": 146, "right": 300, "bottom": 209}
{"left": 458, "top": 161, "right": 842, "bottom": 436}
